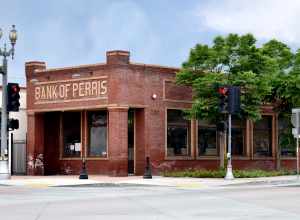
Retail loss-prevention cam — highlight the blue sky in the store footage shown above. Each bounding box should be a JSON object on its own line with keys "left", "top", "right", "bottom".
{"left": 0, "top": 0, "right": 300, "bottom": 85}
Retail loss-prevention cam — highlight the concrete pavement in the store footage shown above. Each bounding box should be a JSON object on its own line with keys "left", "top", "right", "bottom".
{"left": 1, "top": 179, "right": 300, "bottom": 219}
{"left": 0, "top": 175, "right": 299, "bottom": 189}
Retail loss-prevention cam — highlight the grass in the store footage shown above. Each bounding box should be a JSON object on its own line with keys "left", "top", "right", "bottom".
{"left": 162, "top": 169, "right": 296, "bottom": 178}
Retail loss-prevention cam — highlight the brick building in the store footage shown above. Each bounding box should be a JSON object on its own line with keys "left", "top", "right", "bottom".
{"left": 25, "top": 50, "right": 297, "bottom": 176}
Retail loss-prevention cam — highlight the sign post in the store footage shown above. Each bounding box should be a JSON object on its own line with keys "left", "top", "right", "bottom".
{"left": 297, "top": 138, "right": 299, "bottom": 180}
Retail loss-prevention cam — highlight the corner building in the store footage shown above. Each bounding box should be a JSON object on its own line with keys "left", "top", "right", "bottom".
{"left": 25, "top": 50, "right": 296, "bottom": 176}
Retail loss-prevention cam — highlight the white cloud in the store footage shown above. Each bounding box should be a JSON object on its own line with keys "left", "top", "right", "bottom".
{"left": 197, "top": 0, "right": 300, "bottom": 44}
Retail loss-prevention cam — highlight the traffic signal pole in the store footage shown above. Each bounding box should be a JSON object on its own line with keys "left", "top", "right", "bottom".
{"left": 225, "top": 113, "right": 234, "bottom": 180}
{"left": 217, "top": 86, "right": 240, "bottom": 180}
{"left": 0, "top": 56, "right": 9, "bottom": 180}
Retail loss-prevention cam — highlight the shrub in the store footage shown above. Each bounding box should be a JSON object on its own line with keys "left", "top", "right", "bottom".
{"left": 162, "top": 169, "right": 295, "bottom": 178}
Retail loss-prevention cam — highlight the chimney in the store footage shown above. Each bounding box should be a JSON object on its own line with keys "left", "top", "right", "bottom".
{"left": 25, "top": 61, "right": 46, "bottom": 78}
{"left": 106, "top": 50, "right": 130, "bottom": 65}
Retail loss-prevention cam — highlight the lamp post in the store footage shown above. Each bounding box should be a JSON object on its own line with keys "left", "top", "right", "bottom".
{"left": 0, "top": 25, "right": 17, "bottom": 180}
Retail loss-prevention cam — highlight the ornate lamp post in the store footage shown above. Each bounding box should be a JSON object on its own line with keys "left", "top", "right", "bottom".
{"left": 0, "top": 25, "right": 17, "bottom": 180}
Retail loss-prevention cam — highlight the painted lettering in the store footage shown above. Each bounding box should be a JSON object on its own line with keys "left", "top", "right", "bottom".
{"left": 101, "top": 80, "right": 107, "bottom": 95}
{"left": 41, "top": 87, "right": 46, "bottom": 99}
{"left": 34, "top": 77, "right": 108, "bottom": 103}
{"left": 59, "top": 85, "right": 65, "bottom": 98}
{"left": 73, "top": 83, "right": 78, "bottom": 97}
{"left": 52, "top": 85, "right": 58, "bottom": 99}
{"left": 35, "top": 87, "right": 40, "bottom": 100}
{"left": 85, "top": 81, "right": 91, "bottom": 96}
{"left": 79, "top": 82, "right": 85, "bottom": 97}
{"left": 91, "top": 81, "right": 97, "bottom": 96}
{"left": 65, "top": 84, "right": 71, "bottom": 98}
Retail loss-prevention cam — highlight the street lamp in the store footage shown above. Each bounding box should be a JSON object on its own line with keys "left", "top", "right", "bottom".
{"left": 0, "top": 25, "right": 17, "bottom": 180}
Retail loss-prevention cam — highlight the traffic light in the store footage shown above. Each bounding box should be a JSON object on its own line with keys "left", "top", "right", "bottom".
{"left": 8, "top": 118, "right": 19, "bottom": 130}
{"left": 228, "top": 86, "right": 240, "bottom": 114}
{"left": 217, "top": 86, "right": 229, "bottom": 113}
{"left": 7, "top": 83, "right": 20, "bottom": 112}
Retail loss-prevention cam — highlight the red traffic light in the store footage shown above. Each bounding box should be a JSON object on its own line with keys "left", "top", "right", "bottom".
{"left": 218, "top": 87, "right": 228, "bottom": 96}
{"left": 11, "top": 85, "right": 20, "bottom": 93}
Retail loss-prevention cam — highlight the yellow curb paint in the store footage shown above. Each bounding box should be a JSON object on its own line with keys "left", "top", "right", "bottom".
{"left": 175, "top": 183, "right": 204, "bottom": 189}
{"left": 25, "top": 183, "right": 50, "bottom": 188}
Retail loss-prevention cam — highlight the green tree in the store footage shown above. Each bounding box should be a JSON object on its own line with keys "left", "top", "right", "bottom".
{"left": 176, "top": 34, "right": 294, "bottom": 122}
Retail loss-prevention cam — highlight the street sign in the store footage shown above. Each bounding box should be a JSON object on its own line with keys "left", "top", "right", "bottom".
{"left": 291, "top": 108, "right": 300, "bottom": 181}
{"left": 292, "top": 128, "right": 300, "bottom": 138}
{"left": 292, "top": 108, "right": 300, "bottom": 126}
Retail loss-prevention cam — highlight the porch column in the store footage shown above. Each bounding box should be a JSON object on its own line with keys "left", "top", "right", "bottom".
{"left": 108, "top": 107, "right": 128, "bottom": 176}
{"left": 27, "top": 113, "right": 44, "bottom": 175}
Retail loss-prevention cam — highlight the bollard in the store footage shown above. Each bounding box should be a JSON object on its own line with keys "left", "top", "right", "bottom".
{"left": 143, "top": 156, "right": 152, "bottom": 179}
{"left": 79, "top": 159, "right": 88, "bottom": 179}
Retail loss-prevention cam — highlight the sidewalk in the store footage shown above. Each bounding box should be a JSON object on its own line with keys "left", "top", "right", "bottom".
{"left": 1, "top": 175, "right": 300, "bottom": 188}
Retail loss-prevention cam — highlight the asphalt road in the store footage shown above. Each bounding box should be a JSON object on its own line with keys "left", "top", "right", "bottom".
{"left": 0, "top": 184, "right": 300, "bottom": 220}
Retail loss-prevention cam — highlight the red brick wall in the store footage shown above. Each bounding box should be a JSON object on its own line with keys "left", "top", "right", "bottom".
{"left": 26, "top": 50, "right": 287, "bottom": 176}
{"left": 164, "top": 80, "right": 192, "bottom": 101}
{"left": 108, "top": 107, "right": 128, "bottom": 176}
{"left": 44, "top": 112, "right": 60, "bottom": 175}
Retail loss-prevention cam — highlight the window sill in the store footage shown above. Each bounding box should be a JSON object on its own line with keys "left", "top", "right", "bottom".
{"left": 60, "top": 157, "right": 82, "bottom": 160}
{"left": 280, "top": 157, "right": 297, "bottom": 160}
{"left": 86, "top": 157, "right": 109, "bottom": 160}
{"left": 165, "top": 156, "right": 193, "bottom": 160}
{"left": 252, "top": 157, "right": 275, "bottom": 160}
{"left": 232, "top": 156, "right": 251, "bottom": 160}
{"left": 196, "top": 156, "right": 219, "bottom": 160}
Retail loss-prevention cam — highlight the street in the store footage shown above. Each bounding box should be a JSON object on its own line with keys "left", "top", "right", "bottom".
{"left": 1, "top": 182, "right": 300, "bottom": 220}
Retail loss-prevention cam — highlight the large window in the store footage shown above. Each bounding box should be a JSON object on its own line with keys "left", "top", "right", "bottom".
{"left": 198, "top": 121, "right": 217, "bottom": 156}
{"left": 62, "top": 112, "right": 81, "bottom": 158}
{"left": 167, "top": 109, "right": 191, "bottom": 157}
{"left": 87, "top": 111, "right": 108, "bottom": 157}
{"left": 231, "top": 117, "right": 246, "bottom": 156}
{"left": 279, "top": 116, "right": 296, "bottom": 157}
{"left": 253, "top": 116, "right": 273, "bottom": 157}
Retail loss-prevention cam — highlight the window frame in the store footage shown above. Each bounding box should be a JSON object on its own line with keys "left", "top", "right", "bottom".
{"left": 165, "top": 108, "right": 194, "bottom": 160}
{"left": 251, "top": 113, "right": 276, "bottom": 159}
{"left": 85, "top": 109, "right": 109, "bottom": 160}
{"left": 231, "top": 117, "right": 248, "bottom": 159}
{"left": 196, "top": 120, "right": 219, "bottom": 160}
{"left": 278, "top": 114, "right": 296, "bottom": 159}
{"left": 59, "top": 111, "right": 83, "bottom": 160}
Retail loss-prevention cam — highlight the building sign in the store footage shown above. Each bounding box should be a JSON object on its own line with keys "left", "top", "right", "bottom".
{"left": 34, "top": 76, "right": 108, "bottom": 104}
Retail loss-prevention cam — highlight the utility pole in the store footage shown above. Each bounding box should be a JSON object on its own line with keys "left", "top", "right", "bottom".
{"left": 0, "top": 25, "right": 17, "bottom": 180}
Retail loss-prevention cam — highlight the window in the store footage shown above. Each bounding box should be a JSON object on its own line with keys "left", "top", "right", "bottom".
{"left": 231, "top": 117, "right": 246, "bottom": 156}
{"left": 167, "top": 109, "right": 191, "bottom": 157}
{"left": 279, "top": 116, "right": 296, "bottom": 157}
{"left": 87, "top": 111, "right": 108, "bottom": 157}
{"left": 198, "top": 121, "right": 217, "bottom": 156}
{"left": 253, "top": 116, "right": 273, "bottom": 157}
{"left": 62, "top": 112, "right": 81, "bottom": 158}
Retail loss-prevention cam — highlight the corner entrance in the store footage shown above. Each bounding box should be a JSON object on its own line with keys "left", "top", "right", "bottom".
{"left": 128, "top": 109, "right": 135, "bottom": 174}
